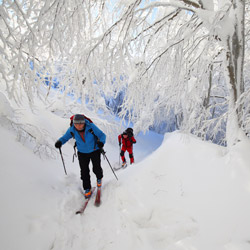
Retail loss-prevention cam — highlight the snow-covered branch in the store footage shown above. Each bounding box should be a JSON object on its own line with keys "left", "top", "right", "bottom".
{"left": 0, "top": 0, "right": 249, "bottom": 148}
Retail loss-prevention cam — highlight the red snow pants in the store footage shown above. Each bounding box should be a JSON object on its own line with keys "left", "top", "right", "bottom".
{"left": 120, "top": 146, "right": 134, "bottom": 164}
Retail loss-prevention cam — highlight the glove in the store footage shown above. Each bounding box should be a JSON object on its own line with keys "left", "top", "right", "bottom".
{"left": 119, "top": 141, "right": 121, "bottom": 146}
{"left": 97, "top": 141, "right": 104, "bottom": 149}
{"left": 55, "top": 140, "right": 62, "bottom": 148}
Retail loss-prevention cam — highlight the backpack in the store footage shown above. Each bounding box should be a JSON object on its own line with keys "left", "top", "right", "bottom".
{"left": 70, "top": 114, "right": 93, "bottom": 127}
{"left": 126, "top": 128, "right": 134, "bottom": 137}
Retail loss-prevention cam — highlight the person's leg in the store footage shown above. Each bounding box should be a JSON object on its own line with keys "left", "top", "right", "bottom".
{"left": 128, "top": 147, "right": 134, "bottom": 164}
{"left": 78, "top": 151, "right": 91, "bottom": 190}
{"left": 90, "top": 150, "right": 103, "bottom": 182}
{"left": 120, "top": 146, "right": 126, "bottom": 163}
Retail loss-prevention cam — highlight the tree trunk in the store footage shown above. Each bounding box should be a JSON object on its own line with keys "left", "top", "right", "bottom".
{"left": 225, "top": 0, "right": 245, "bottom": 147}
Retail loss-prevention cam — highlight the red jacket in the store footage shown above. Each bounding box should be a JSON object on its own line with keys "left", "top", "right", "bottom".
{"left": 118, "top": 134, "right": 136, "bottom": 148}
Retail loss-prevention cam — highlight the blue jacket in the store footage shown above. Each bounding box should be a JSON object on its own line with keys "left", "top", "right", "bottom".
{"left": 59, "top": 120, "right": 106, "bottom": 153}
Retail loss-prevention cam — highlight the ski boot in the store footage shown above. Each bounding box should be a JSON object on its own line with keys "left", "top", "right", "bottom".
{"left": 84, "top": 189, "right": 92, "bottom": 199}
{"left": 122, "top": 161, "right": 127, "bottom": 168}
{"left": 97, "top": 179, "right": 102, "bottom": 188}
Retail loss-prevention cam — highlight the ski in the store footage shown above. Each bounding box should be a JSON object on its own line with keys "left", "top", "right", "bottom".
{"left": 114, "top": 163, "right": 127, "bottom": 171}
{"left": 95, "top": 187, "right": 101, "bottom": 207}
{"left": 76, "top": 187, "right": 96, "bottom": 215}
{"left": 114, "top": 166, "right": 123, "bottom": 171}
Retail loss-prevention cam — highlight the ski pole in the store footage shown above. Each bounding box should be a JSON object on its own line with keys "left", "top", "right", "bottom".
{"left": 101, "top": 149, "right": 118, "bottom": 181}
{"left": 88, "top": 129, "right": 118, "bottom": 181}
{"left": 59, "top": 148, "right": 68, "bottom": 175}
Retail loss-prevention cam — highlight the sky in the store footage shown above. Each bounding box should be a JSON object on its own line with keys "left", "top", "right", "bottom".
{"left": 1, "top": 110, "right": 250, "bottom": 250}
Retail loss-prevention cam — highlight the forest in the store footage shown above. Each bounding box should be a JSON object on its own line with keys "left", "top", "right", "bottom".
{"left": 0, "top": 0, "right": 249, "bottom": 150}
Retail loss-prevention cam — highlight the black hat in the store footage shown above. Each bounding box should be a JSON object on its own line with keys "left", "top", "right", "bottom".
{"left": 73, "top": 114, "right": 85, "bottom": 124}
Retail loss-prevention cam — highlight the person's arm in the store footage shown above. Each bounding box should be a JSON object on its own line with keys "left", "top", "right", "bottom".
{"left": 90, "top": 123, "right": 106, "bottom": 145}
{"left": 130, "top": 136, "right": 136, "bottom": 144}
{"left": 58, "top": 127, "right": 74, "bottom": 145}
{"left": 118, "top": 134, "right": 122, "bottom": 146}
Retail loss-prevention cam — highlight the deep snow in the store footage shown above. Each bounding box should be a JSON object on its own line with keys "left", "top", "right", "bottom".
{"left": 1, "top": 122, "right": 250, "bottom": 250}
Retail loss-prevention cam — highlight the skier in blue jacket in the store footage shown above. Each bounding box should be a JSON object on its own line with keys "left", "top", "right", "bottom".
{"left": 55, "top": 114, "right": 106, "bottom": 198}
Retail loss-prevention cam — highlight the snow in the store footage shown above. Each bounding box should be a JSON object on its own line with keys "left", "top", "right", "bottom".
{"left": 1, "top": 118, "right": 250, "bottom": 250}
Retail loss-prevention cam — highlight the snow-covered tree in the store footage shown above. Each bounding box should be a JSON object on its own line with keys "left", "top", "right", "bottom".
{"left": 87, "top": 0, "right": 248, "bottom": 146}
{"left": 0, "top": 0, "right": 249, "bottom": 149}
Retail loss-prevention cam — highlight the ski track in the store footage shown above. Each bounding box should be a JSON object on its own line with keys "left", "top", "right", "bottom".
{"left": 35, "top": 167, "right": 199, "bottom": 250}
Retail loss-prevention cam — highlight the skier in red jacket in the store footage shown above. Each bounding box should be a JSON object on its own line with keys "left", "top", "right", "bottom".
{"left": 118, "top": 128, "right": 136, "bottom": 167}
